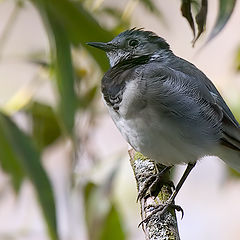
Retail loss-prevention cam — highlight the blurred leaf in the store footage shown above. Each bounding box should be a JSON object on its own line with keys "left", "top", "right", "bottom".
{"left": 0, "top": 1, "right": 22, "bottom": 61}
{"left": 83, "top": 182, "right": 103, "bottom": 240}
{"left": 78, "top": 85, "right": 98, "bottom": 109}
{"left": 99, "top": 204, "right": 125, "bottom": 240}
{"left": 83, "top": 182, "right": 98, "bottom": 230}
{"left": 206, "top": 0, "right": 236, "bottom": 43}
{"left": 111, "top": 22, "right": 131, "bottom": 36}
{"left": 47, "top": 0, "right": 113, "bottom": 44}
{"left": 231, "top": 105, "right": 240, "bottom": 124}
{"left": 234, "top": 46, "right": 240, "bottom": 71}
{"left": 122, "top": 0, "right": 139, "bottom": 21}
{"left": 227, "top": 167, "right": 240, "bottom": 179}
{"left": 34, "top": 4, "right": 78, "bottom": 136}
{"left": 181, "top": 0, "right": 196, "bottom": 38}
{"left": 31, "top": 0, "right": 116, "bottom": 133}
{"left": 191, "top": 0, "right": 201, "bottom": 12}
{"left": 48, "top": 15, "right": 77, "bottom": 136}
{"left": 139, "top": 0, "right": 162, "bottom": 18}
{"left": 0, "top": 112, "right": 58, "bottom": 240}
{"left": 98, "top": 7, "right": 130, "bottom": 34}
{"left": 25, "top": 101, "right": 62, "bottom": 150}
{"left": 3, "top": 86, "right": 34, "bottom": 115}
{"left": 102, "top": 7, "right": 123, "bottom": 20}
{"left": 0, "top": 120, "right": 25, "bottom": 191}
{"left": 30, "top": 59, "right": 51, "bottom": 69}
{"left": 75, "top": 67, "right": 88, "bottom": 79}
{"left": 31, "top": 0, "right": 114, "bottom": 71}
{"left": 192, "top": 0, "right": 208, "bottom": 46}
{"left": 83, "top": 181, "right": 125, "bottom": 240}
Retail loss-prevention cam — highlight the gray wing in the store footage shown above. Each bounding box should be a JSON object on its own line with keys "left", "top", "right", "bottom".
{"left": 209, "top": 91, "right": 240, "bottom": 151}
{"left": 143, "top": 60, "right": 240, "bottom": 151}
{"left": 177, "top": 58, "right": 240, "bottom": 152}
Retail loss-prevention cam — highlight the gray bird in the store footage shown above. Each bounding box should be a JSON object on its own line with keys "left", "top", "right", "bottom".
{"left": 87, "top": 28, "right": 240, "bottom": 217}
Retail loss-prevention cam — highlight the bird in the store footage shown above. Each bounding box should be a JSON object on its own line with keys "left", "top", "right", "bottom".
{"left": 87, "top": 28, "right": 240, "bottom": 218}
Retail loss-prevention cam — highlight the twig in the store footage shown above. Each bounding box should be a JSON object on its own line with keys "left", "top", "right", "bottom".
{"left": 129, "top": 149, "right": 180, "bottom": 240}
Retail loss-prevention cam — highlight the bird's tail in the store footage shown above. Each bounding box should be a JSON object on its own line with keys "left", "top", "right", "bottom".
{"left": 219, "top": 115, "right": 240, "bottom": 172}
{"left": 218, "top": 146, "right": 240, "bottom": 173}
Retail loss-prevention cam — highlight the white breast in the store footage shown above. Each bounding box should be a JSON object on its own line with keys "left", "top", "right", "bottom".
{"left": 105, "top": 81, "right": 207, "bottom": 166}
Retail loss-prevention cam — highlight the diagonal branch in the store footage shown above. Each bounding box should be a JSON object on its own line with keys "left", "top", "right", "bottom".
{"left": 129, "top": 149, "right": 180, "bottom": 240}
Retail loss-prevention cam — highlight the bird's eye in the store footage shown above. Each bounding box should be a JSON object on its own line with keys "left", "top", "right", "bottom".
{"left": 129, "top": 39, "right": 139, "bottom": 47}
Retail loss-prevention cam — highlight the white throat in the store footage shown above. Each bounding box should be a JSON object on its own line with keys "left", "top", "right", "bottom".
{"left": 106, "top": 50, "right": 130, "bottom": 67}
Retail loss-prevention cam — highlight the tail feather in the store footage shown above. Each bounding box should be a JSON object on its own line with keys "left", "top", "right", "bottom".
{"left": 221, "top": 132, "right": 240, "bottom": 151}
{"left": 219, "top": 114, "right": 240, "bottom": 172}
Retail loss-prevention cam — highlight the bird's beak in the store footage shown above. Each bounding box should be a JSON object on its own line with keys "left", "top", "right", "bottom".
{"left": 86, "top": 42, "right": 115, "bottom": 52}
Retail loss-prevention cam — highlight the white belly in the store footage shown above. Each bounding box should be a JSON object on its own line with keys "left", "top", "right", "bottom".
{"left": 104, "top": 80, "right": 210, "bottom": 166}
{"left": 108, "top": 105, "right": 206, "bottom": 166}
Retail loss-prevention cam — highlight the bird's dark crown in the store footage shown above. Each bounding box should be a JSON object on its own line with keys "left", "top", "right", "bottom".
{"left": 111, "top": 28, "right": 169, "bottom": 50}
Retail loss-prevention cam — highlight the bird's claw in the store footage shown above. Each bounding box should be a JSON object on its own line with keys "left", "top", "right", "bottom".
{"left": 138, "top": 202, "right": 184, "bottom": 227}
{"left": 137, "top": 175, "right": 156, "bottom": 202}
{"left": 137, "top": 167, "right": 173, "bottom": 202}
{"left": 137, "top": 177, "right": 175, "bottom": 202}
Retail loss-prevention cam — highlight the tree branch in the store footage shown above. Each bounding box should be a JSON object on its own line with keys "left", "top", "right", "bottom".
{"left": 129, "top": 149, "right": 180, "bottom": 240}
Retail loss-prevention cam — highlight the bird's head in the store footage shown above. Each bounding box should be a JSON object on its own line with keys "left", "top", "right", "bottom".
{"left": 87, "top": 28, "right": 170, "bottom": 67}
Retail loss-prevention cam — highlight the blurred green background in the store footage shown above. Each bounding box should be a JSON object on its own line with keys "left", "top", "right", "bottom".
{"left": 0, "top": 0, "right": 240, "bottom": 240}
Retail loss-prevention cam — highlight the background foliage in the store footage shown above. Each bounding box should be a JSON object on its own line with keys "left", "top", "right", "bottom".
{"left": 0, "top": 0, "right": 239, "bottom": 239}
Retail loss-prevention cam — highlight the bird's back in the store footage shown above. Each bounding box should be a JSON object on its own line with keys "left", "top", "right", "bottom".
{"left": 146, "top": 55, "right": 240, "bottom": 169}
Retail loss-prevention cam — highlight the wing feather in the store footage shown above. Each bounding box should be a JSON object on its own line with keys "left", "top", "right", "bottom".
{"left": 143, "top": 58, "right": 240, "bottom": 152}
{"left": 174, "top": 56, "right": 240, "bottom": 152}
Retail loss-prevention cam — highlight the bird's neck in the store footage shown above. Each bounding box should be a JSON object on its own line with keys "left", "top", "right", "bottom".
{"left": 110, "top": 54, "right": 151, "bottom": 70}
{"left": 149, "top": 49, "right": 173, "bottom": 63}
{"left": 107, "top": 50, "right": 132, "bottom": 67}
{"left": 108, "top": 49, "right": 173, "bottom": 68}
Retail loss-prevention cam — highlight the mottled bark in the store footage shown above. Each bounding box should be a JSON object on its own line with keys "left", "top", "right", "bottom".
{"left": 129, "top": 149, "right": 180, "bottom": 240}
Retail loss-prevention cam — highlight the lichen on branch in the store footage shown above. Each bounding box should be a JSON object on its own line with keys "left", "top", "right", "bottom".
{"left": 129, "top": 149, "right": 180, "bottom": 240}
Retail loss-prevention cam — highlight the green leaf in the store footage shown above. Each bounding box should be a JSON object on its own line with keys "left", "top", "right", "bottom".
{"left": 31, "top": 0, "right": 115, "bottom": 133}
{"left": 31, "top": 0, "right": 78, "bottom": 135}
{"left": 0, "top": 113, "right": 58, "bottom": 240}
{"left": 83, "top": 182, "right": 125, "bottom": 240}
{"left": 101, "top": 7, "right": 123, "bottom": 20}
{"left": 227, "top": 167, "right": 240, "bottom": 179}
{"left": 181, "top": 0, "right": 196, "bottom": 38}
{"left": 234, "top": 46, "right": 240, "bottom": 72}
{"left": 32, "top": 0, "right": 114, "bottom": 71}
{"left": 46, "top": 0, "right": 112, "bottom": 44}
{"left": 139, "top": 0, "right": 162, "bottom": 18}
{"left": 83, "top": 182, "right": 103, "bottom": 240}
{"left": 99, "top": 204, "right": 125, "bottom": 240}
{"left": 192, "top": 0, "right": 208, "bottom": 46}
{"left": 47, "top": 13, "right": 77, "bottom": 136}
{"left": 83, "top": 182, "right": 98, "bottom": 231}
{"left": 78, "top": 85, "right": 98, "bottom": 109}
{"left": 207, "top": 0, "right": 236, "bottom": 43}
{"left": 0, "top": 121, "right": 25, "bottom": 191}
{"left": 25, "top": 101, "right": 62, "bottom": 150}
{"left": 31, "top": 1, "right": 78, "bottom": 136}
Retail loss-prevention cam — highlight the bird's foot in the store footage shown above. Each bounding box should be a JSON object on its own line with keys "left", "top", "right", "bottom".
{"left": 138, "top": 201, "right": 184, "bottom": 227}
{"left": 137, "top": 167, "right": 173, "bottom": 202}
{"left": 138, "top": 163, "right": 195, "bottom": 227}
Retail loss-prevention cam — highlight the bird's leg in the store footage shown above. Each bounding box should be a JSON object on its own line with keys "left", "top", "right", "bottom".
{"left": 139, "top": 162, "right": 196, "bottom": 226}
{"left": 165, "top": 162, "right": 196, "bottom": 206}
{"left": 137, "top": 165, "right": 173, "bottom": 201}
